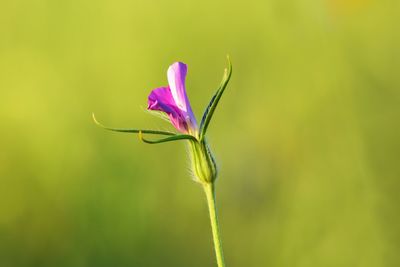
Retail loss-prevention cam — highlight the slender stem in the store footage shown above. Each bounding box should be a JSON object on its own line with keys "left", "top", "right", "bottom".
{"left": 204, "top": 183, "right": 226, "bottom": 267}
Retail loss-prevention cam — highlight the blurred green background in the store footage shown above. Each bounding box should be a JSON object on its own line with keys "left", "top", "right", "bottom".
{"left": 1, "top": 0, "right": 399, "bottom": 266}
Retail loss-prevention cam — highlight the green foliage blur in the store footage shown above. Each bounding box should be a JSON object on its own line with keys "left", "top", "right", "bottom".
{"left": 1, "top": 0, "right": 399, "bottom": 266}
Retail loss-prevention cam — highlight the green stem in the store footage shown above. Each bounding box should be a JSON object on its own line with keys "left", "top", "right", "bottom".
{"left": 204, "top": 183, "right": 226, "bottom": 267}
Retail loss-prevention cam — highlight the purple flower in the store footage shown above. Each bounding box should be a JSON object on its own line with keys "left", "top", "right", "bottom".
{"left": 147, "top": 62, "right": 198, "bottom": 135}
{"left": 94, "top": 57, "right": 231, "bottom": 179}
{"left": 94, "top": 58, "right": 232, "bottom": 267}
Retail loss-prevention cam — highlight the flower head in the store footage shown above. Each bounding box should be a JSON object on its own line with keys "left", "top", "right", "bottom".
{"left": 147, "top": 62, "right": 198, "bottom": 136}
{"left": 93, "top": 57, "right": 232, "bottom": 183}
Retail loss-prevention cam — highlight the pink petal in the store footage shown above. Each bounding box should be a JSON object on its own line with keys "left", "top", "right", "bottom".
{"left": 167, "top": 62, "right": 190, "bottom": 112}
{"left": 148, "top": 87, "right": 189, "bottom": 133}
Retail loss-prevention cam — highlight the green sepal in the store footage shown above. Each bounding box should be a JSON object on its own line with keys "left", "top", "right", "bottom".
{"left": 188, "top": 139, "right": 218, "bottom": 184}
{"left": 199, "top": 56, "right": 232, "bottom": 141}
{"left": 139, "top": 131, "right": 198, "bottom": 144}
{"left": 92, "top": 113, "right": 175, "bottom": 136}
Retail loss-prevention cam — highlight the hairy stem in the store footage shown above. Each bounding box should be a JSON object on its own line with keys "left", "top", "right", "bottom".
{"left": 204, "top": 183, "right": 226, "bottom": 267}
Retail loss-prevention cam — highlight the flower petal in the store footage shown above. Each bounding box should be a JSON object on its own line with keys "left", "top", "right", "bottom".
{"left": 147, "top": 62, "right": 199, "bottom": 135}
{"left": 167, "top": 62, "right": 191, "bottom": 112}
{"left": 148, "top": 87, "right": 175, "bottom": 111}
{"left": 147, "top": 87, "right": 189, "bottom": 133}
{"left": 167, "top": 62, "right": 198, "bottom": 132}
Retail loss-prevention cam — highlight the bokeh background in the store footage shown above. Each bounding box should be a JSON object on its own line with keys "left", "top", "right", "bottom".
{"left": 1, "top": 0, "right": 399, "bottom": 266}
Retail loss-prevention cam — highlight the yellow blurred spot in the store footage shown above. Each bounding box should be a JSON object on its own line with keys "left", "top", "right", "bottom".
{"left": 328, "top": 0, "right": 372, "bottom": 15}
